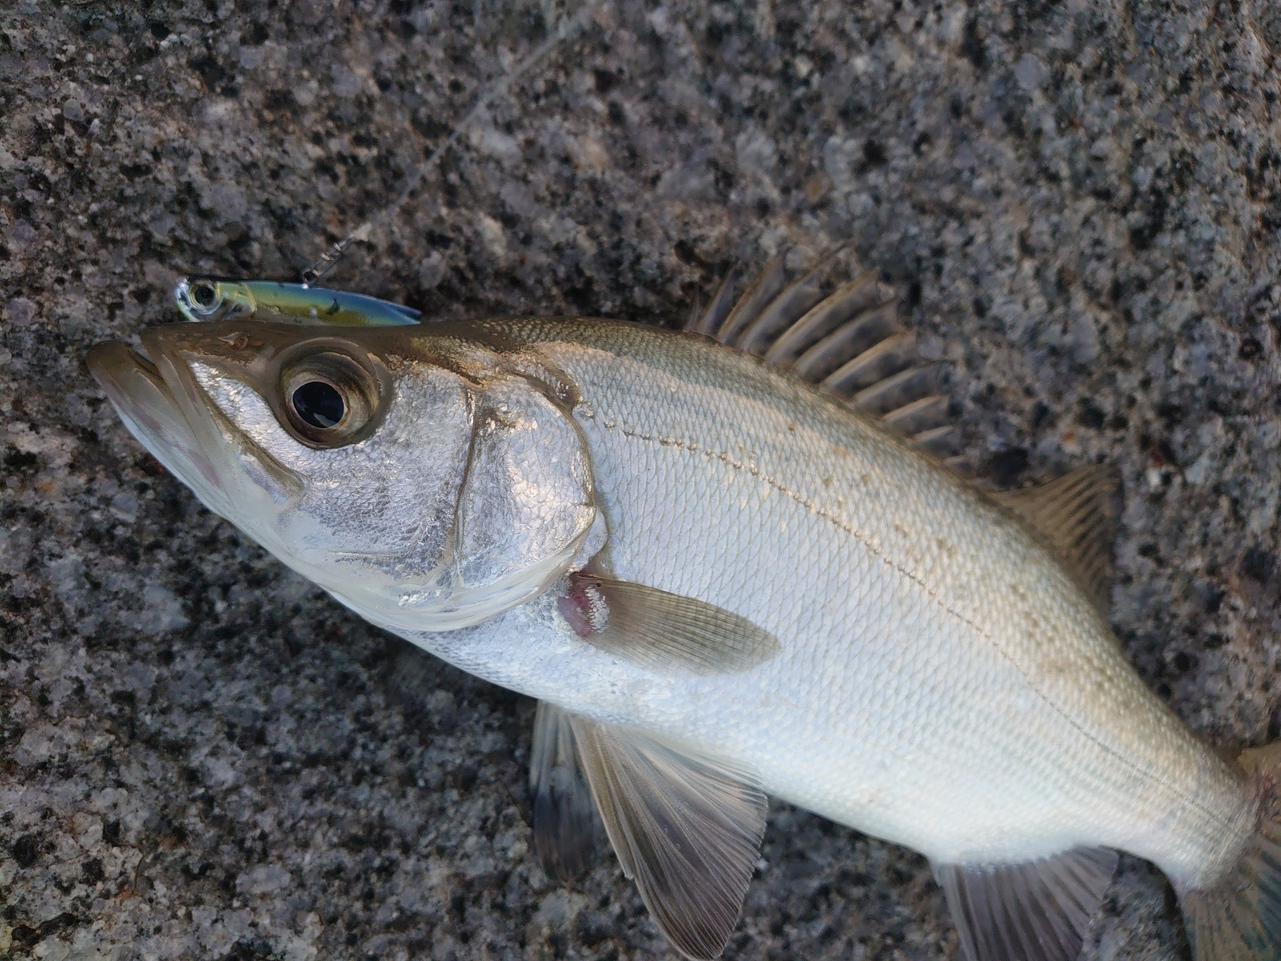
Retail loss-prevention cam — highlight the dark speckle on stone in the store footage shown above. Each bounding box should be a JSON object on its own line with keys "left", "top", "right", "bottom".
{"left": 1029, "top": 401, "right": 1053, "bottom": 430}
{"left": 987, "top": 448, "right": 1029, "bottom": 487}
{"left": 189, "top": 55, "right": 226, "bottom": 93}
{"left": 11, "top": 925, "right": 40, "bottom": 949}
{"left": 13, "top": 834, "right": 40, "bottom": 868}
{"left": 1242, "top": 547, "right": 1277, "bottom": 585}
{"left": 1078, "top": 399, "right": 1106, "bottom": 430}
{"left": 962, "top": 18, "right": 987, "bottom": 72}
{"left": 1200, "top": 585, "right": 1224, "bottom": 615}
{"left": 4, "top": 446, "right": 39, "bottom": 472}
{"left": 1128, "top": 187, "right": 1168, "bottom": 251}
{"left": 593, "top": 68, "right": 617, "bottom": 94}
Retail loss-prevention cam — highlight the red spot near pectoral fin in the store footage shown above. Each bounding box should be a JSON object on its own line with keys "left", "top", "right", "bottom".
{"left": 559, "top": 575, "right": 610, "bottom": 637}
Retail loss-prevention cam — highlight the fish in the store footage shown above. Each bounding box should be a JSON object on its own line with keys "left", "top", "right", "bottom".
{"left": 86, "top": 253, "right": 1281, "bottom": 961}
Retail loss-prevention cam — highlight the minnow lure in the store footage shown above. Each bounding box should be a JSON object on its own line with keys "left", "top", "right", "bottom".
{"left": 173, "top": 277, "right": 422, "bottom": 327}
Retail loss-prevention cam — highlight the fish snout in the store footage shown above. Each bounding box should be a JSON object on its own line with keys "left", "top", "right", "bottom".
{"left": 87, "top": 338, "right": 229, "bottom": 512}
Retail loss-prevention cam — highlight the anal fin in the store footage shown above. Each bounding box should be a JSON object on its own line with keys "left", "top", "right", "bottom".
{"left": 530, "top": 701, "right": 599, "bottom": 881}
{"left": 571, "top": 716, "right": 768, "bottom": 961}
{"left": 933, "top": 847, "right": 1118, "bottom": 961}
{"left": 992, "top": 466, "right": 1121, "bottom": 613}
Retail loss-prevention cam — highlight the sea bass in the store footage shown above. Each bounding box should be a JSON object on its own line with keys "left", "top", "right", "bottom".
{"left": 87, "top": 258, "right": 1281, "bottom": 961}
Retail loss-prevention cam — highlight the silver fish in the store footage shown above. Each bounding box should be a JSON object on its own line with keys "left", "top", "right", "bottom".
{"left": 87, "top": 255, "right": 1281, "bottom": 961}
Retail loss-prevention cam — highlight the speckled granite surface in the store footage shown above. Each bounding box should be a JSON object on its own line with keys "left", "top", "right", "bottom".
{"left": 3, "top": 0, "right": 1281, "bottom": 958}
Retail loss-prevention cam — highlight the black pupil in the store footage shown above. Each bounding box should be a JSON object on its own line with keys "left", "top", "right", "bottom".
{"left": 292, "top": 381, "right": 345, "bottom": 429}
{"left": 192, "top": 283, "right": 216, "bottom": 307}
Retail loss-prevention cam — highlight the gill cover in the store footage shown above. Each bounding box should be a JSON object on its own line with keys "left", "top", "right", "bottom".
{"left": 97, "top": 320, "right": 598, "bottom": 633}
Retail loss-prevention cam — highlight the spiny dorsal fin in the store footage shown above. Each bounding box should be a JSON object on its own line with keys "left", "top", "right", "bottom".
{"left": 685, "top": 249, "right": 961, "bottom": 462}
{"left": 992, "top": 465, "right": 1121, "bottom": 612}
{"left": 557, "top": 572, "right": 779, "bottom": 675}
{"left": 571, "top": 716, "right": 767, "bottom": 961}
{"left": 530, "top": 700, "right": 599, "bottom": 881}
{"left": 933, "top": 848, "right": 1118, "bottom": 961}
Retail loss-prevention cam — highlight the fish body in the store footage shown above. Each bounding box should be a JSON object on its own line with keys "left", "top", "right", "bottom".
{"left": 88, "top": 265, "right": 1281, "bottom": 961}
{"left": 412, "top": 319, "right": 1250, "bottom": 879}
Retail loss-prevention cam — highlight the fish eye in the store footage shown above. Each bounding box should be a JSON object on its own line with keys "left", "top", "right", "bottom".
{"left": 279, "top": 349, "right": 385, "bottom": 447}
{"left": 291, "top": 380, "right": 345, "bottom": 429}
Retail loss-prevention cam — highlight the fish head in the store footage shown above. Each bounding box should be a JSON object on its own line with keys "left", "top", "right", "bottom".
{"left": 88, "top": 320, "right": 599, "bottom": 632}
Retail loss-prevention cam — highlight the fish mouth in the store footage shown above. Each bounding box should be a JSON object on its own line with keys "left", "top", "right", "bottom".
{"left": 88, "top": 336, "right": 241, "bottom": 520}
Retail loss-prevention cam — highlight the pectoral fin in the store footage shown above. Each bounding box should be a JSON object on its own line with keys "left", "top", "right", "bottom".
{"left": 992, "top": 465, "right": 1120, "bottom": 612}
{"left": 571, "top": 716, "right": 768, "bottom": 961}
{"left": 530, "top": 701, "right": 598, "bottom": 881}
{"left": 933, "top": 847, "right": 1117, "bottom": 961}
{"left": 557, "top": 573, "right": 779, "bottom": 674}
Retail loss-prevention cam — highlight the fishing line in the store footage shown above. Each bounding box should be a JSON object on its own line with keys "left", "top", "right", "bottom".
{"left": 300, "top": 2, "right": 600, "bottom": 286}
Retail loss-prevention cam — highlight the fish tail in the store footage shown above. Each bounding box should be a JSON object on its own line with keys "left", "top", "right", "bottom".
{"left": 1179, "top": 744, "right": 1281, "bottom": 961}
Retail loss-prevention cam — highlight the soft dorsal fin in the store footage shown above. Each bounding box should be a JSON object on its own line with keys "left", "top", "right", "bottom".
{"left": 557, "top": 572, "right": 779, "bottom": 675}
{"left": 530, "top": 701, "right": 598, "bottom": 881}
{"left": 570, "top": 715, "right": 768, "bottom": 961}
{"left": 933, "top": 848, "right": 1118, "bottom": 961}
{"left": 992, "top": 466, "right": 1120, "bottom": 612}
{"left": 685, "top": 250, "right": 963, "bottom": 465}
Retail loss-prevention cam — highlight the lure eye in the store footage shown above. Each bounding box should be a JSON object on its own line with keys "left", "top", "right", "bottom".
{"left": 190, "top": 280, "right": 219, "bottom": 310}
{"left": 279, "top": 348, "right": 385, "bottom": 447}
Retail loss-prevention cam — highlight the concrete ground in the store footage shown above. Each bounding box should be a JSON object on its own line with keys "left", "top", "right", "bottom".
{"left": 3, "top": 0, "right": 1281, "bottom": 958}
